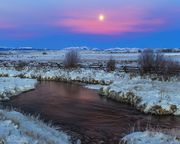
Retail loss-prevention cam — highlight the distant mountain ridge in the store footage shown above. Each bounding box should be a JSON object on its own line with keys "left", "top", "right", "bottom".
{"left": 0, "top": 46, "right": 33, "bottom": 51}
{"left": 1, "top": 46, "right": 180, "bottom": 53}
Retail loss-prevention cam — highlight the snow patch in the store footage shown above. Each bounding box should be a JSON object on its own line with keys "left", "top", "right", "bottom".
{"left": 0, "top": 68, "right": 119, "bottom": 85}
{"left": 121, "top": 131, "right": 180, "bottom": 144}
{"left": 100, "top": 76, "right": 180, "bottom": 115}
{"left": 0, "top": 77, "right": 37, "bottom": 101}
{"left": 0, "top": 109, "right": 71, "bottom": 144}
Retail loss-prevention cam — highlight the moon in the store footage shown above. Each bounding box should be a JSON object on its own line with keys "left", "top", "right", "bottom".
{"left": 99, "top": 14, "right": 105, "bottom": 21}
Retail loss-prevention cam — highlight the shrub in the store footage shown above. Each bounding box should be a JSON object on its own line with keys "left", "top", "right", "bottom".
{"left": 15, "top": 61, "right": 27, "bottom": 71}
{"left": 138, "top": 49, "right": 155, "bottom": 73}
{"left": 42, "top": 52, "right": 47, "bottom": 55}
{"left": 138, "top": 49, "right": 180, "bottom": 78}
{"left": 106, "top": 56, "right": 116, "bottom": 72}
{"left": 63, "top": 49, "right": 80, "bottom": 69}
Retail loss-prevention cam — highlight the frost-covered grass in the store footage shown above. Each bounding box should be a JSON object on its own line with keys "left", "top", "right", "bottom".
{"left": 0, "top": 109, "right": 71, "bottom": 144}
{"left": 0, "top": 76, "right": 74, "bottom": 143}
{"left": 0, "top": 67, "right": 119, "bottom": 85}
{"left": 121, "top": 131, "right": 180, "bottom": 144}
{"left": 99, "top": 76, "right": 180, "bottom": 115}
{"left": 0, "top": 49, "right": 180, "bottom": 62}
{"left": 0, "top": 77, "right": 37, "bottom": 101}
{"left": 0, "top": 49, "right": 139, "bottom": 62}
{"left": 1, "top": 66, "right": 180, "bottom": 115}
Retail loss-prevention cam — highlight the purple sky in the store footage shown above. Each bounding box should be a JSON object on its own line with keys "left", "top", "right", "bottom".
{"left": 0, "top": 0, "right": 180, "bottom": 49}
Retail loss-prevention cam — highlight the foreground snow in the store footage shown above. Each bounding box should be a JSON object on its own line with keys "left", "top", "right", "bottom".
{"left": 99, "top": 76, "right": 180, "bottom": 115}
{"left": 121, "top": 131, "right": 180, "bottom": 144}
{"left": 0, "top": 77, "right": 37, "bottom": 101}
{"left": 0, "top": 109, "right": 71, "bottom": 144}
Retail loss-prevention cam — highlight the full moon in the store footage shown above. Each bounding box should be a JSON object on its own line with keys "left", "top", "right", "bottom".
{"left": 99, "top": 14, "right": 105, "bottom": 21}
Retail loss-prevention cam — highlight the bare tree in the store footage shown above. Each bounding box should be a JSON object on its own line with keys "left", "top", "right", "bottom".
{"left": 138, "top": 49, "right": 180, "bottom": 78}
{"left": 138, "top": 49, "right": 155, "bottom": 73}
{"left": 154, "top": 52, "right": 166, "bottom": 73}
{"left": 63, "top": 49, "right": 80, "bottom": 69}
{"left": 106, "top": 56, "right": 116, "bottom": 72}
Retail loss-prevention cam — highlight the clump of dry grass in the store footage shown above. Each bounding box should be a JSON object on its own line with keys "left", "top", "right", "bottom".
{"left": 126, "top": 116, "right": 180, "bottom": 139}
{"left": 0, "top": 107, "right": 71, "bottom": 144}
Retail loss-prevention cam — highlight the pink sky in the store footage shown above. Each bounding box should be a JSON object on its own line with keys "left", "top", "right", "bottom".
{"left": 0, "top": 0, "right": 179, "bottom": 48}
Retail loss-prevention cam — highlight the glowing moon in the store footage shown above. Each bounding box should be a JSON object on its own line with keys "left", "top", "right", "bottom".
{"left": 99, "top": 14, "right": 105, "bottom": 21}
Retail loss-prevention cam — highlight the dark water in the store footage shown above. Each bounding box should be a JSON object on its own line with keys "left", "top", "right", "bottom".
{"left": 2, "top": 81, "right": 180, "bottom": 144}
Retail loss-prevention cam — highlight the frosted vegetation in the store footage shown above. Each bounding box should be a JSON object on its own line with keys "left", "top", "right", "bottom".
{"left": 0, "top": 77, "right": 37, "bottom": 101}
{"left": 0, "top": 77, "right": 72, "bottom": 144}
{"left": 121, "top": 131, "right": 180, "bottom": 144}
{"left": 0, "top": 109, "right": 71, "bottom": 144}
{"left": 0, "top": 67, "right": 117, "bottom": 85}
{"left": 0, "top": 48, "right": 180, "bottom": 143}
{"left": 0, "top": 66, "right": 180, "bottom": 115}
{"left": 100, "top": 75, "right": 180, "bottom": 115}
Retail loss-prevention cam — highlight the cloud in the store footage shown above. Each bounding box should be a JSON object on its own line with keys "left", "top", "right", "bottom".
{"left": 54, "top": 7, "right": 165, "bottom": 35}
{"left": 57, "top": 17, "right": 164, "bottom": 35}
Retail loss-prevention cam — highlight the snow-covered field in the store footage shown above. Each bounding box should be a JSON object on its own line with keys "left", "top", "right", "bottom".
{"left": 1, "top": 49, "right": 180, "bottom": 65}
{"left": 121, "top": 131, "right": 180, "bottom": 144}
{"left": 0, "top": 48, "right": 180, "bottom": 143}
{"left": 0, "top": 77, "right": 37, "bottom": 101}
{"left": 0, "top": 109, "right": 71, "bottom": 144}
{"left": 99, "top": 76, "right": 180, "bottom": 115}
{"left": 0, "top": 77, "right": 77, "bottom": 144}
{"left": 0, "top": 50, "right": 139, "bottom": 62}
{"left": 0, "top": 67, "right": 118, "bottom": 85}
{"left": 0, "top": 66, "right": 180, "bottom": 115}
{"left": 0, "top": 77, "right": 74, "bottom": 143}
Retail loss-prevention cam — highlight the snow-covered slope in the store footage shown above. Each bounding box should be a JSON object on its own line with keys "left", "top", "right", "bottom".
{"left": 0, "top": 109, "right": 71, "bottom": 144}
{"left": 121, "top": 131, "right": 180, "bottom": 144}
{"left": 99, "top": 76, "right": 180, "bottom": 115}
{"left": 0, "top": 77, "right": 37, "bottom": 101}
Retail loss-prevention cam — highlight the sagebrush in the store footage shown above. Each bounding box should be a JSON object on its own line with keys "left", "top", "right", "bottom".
{"left": 138, "top": 49, "right": 180, "bottom": 78}
{"left": 63, "top": 49, "right": 80, "bottom": 69}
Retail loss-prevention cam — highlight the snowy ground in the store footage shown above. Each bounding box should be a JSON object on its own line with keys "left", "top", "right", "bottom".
{"left": 0, "top": 77, "right": 76, "bottom": 144}
{"left": 1, "top": 49, "right": 180, "bottom": 66}
{"left": 0, "top": 77, "right": 37, "bottom": 101}
{"left": 0, "top": 50, "right": 139, "bottom": 62}
{"left": 0, "top": 109, "right": 72, "bottom": 144}
{"left": 0, "top": 66, "right": 180, "bottom": 115}
{"left": 0, "top": 67, "right": 119, "bottom": 85}
{"left": 1, "top": 48, "right": 179, "bottom": 142}
{"left": 99, "top": 76, "right": 180, "bottom": 115}
{"left": 121, "top": 131, "right": 180, "bottom": 144}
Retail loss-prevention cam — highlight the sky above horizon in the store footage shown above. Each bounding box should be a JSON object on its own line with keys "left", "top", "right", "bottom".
{"left": 0, "top": 0, "right": 180, "bottom": 49}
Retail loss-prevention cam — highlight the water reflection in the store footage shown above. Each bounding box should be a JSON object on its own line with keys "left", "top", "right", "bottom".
{"left": 3, "top": 81, "right": 180, "bottom": 144}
